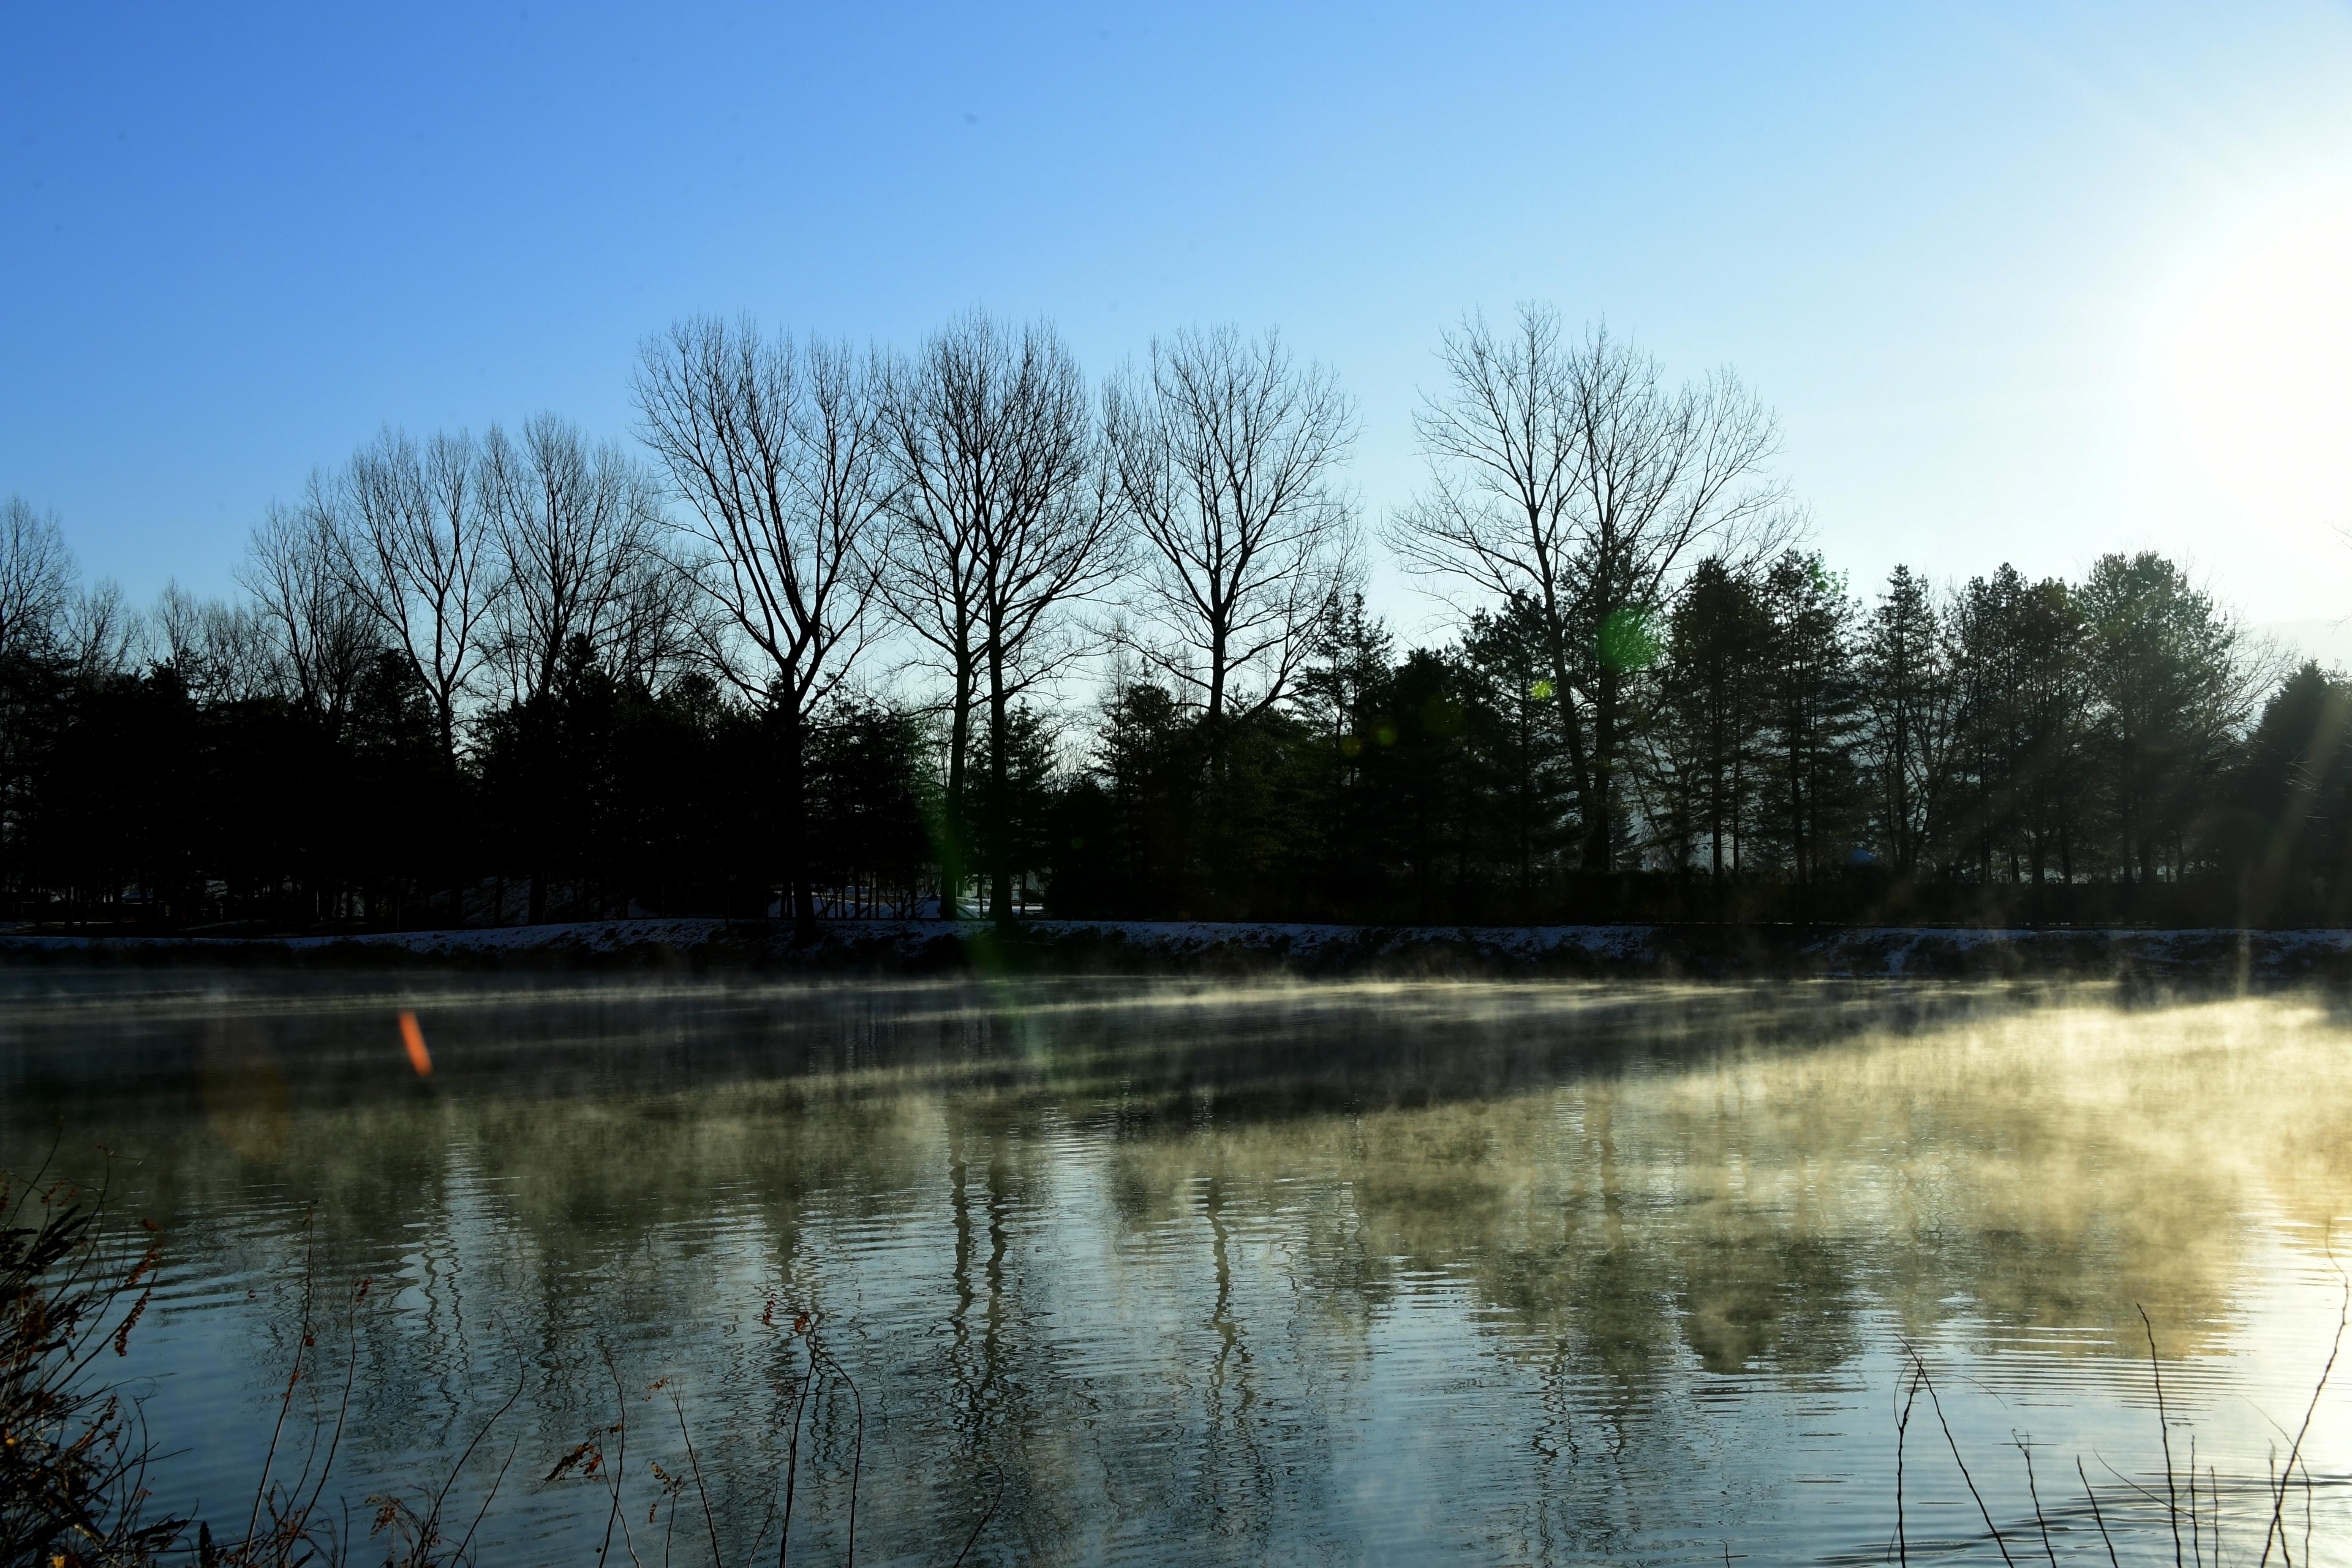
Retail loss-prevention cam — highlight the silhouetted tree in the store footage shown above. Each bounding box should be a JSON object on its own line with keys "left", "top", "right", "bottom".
{"left": 334, "top": 427, "right": 500, "bottom": 774}
{"left": 1658, "top": 558, "right": 1769, "bottom": 909}
{"left": 1104, "top": 325, "right": 1357, "bottom": 732}
{"left": 1055, "top": 674, "right": 1198, "bottom": 917}
{"left": 2077, "top": 553, "right": 2253, "bottom": 890}
{"left": 484, "top": 412, "right": 668, "bottom": 704}
{"left": 1386, "top": 307, "right": 1789, "bottom": 871}
{"left": 242, "top": 496, "right": 379, "bottom": 734}
{"left": 1460, "top": 596, "right": 1574, "bottom": 911}
{"left": 806, "top": 697, "right": 935, "bottom": 917}
{"left": 1857, "top": 565, "right": 1947, "bottom": 879}
{"left": 634, "top": 318, "right": 894, "bottom": 940}
{"left": 0, "top": 497, "right": 73, "bottom": 660}
{"left": 968, "top": 701, "right": 1059, "bottom": 919}
{"left": 2224, "top": 662, "right": 2352, "bottom": 923}
{"left": 1756, "top": 552, "right": 1859, "bottom": 911}
{"left": 878, "top": 312, "right": 1124, "bottom": 926}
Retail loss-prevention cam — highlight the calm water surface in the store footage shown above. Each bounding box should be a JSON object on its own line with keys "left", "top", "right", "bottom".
{"left": 4, "top": 972, "right": 2349, "bottom": 1565}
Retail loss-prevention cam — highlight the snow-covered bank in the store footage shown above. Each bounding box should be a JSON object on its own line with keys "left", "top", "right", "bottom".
{"left": 3, "top": 918, "right": 2349, "bottom": 983}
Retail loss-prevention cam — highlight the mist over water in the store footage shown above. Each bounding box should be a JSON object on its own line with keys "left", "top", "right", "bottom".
{"left": 4, "top": 974, "right": 2349, "bottom": 1565}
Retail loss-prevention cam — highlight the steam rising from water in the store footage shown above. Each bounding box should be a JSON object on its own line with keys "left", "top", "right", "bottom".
{"left": 3, "top": 976, "right": 2347, "bottom": 1563}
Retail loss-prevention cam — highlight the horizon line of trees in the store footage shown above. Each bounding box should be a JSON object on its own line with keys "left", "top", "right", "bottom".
{"left": 3, "top": 304, "right": 2346, "bottom": 934}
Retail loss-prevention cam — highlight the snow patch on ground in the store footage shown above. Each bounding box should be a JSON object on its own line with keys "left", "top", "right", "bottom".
{"left": 3, "top": 917, "right": 2349, "bottom": 980}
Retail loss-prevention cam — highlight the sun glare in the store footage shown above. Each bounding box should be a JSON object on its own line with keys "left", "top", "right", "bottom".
{"left": 2154, "top": 186, "right": 2352, "bottom": 572}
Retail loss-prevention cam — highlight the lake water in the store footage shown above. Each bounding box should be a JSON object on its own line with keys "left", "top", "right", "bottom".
{"left": 4, "top": 972, "right": 2349, "bottom": 1565}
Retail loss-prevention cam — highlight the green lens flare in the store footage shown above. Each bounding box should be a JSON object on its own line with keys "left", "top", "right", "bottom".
{"left": 1597, "top": 606, "right": 1660, "bottom": 672}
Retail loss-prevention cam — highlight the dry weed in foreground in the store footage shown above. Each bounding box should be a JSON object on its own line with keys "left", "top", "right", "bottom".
{"left": 4, "top": 1174, "right": 1002, "bottom": 1567}
{"left": 1891, "top": 1275, "right": 2350, "bottom": 1566}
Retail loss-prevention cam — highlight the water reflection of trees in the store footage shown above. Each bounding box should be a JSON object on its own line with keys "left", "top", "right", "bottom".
{"left": 4, "top": 979, "right": 2350, "bottom": 1562}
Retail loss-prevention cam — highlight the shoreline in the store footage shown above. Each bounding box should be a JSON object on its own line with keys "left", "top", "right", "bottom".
{"left": 3, "top": 917, "right": 2349, "bottom": 983}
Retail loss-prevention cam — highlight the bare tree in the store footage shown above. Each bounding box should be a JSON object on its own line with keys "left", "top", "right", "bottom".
{"left": 483, "top": 413, "right": 670, "bottom": 702}
{"left": 60, "top": 580, "right": 138, "bottom": 677}
{"left": 633, "top": 317, "right": 893, "bottom": 939}
{"left": 1102, "top": 325, "right": 1357, "bottom": 734}
{"left": 149, "top": 580, "right": 203, "bottom": 671}
{"left": 0, "top": 498, "right": 76, "bottom": 908}
{"left": 240, "top": 489, "right": 380, "bottom": 731}
{"left": 335, "top": 428, "right": 501, "bottom": 773}
{"left": 0, "top": 496, "right": 74, "bottom": 661}
{"left": 879, "top": 310, "right": 1125, "bottom": 924}
{"left": 1386, "top": 307, "right": 1791, "bottom": 868}
{"left": 604, "top": 544, "right": 712, "bottom": 695}
{"left": 149, "top": 582, "right": 279, "bottom": 704}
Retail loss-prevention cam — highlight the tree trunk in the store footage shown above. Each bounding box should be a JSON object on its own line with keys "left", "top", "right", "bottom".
{"left": 780, "top": 693, "right": 816, "bottom": 945}
{"left": 1584, "top": 666, "right": 1620, "bottom": 871}
{"left": 942, "top": 662, "right": 973, "bottom": 920}
{"left": 1789, "top": 732, "right": 1809, "bottom": 921}
{"left": 1543, "top": 629, "right": 1596, "bottom": 873}
{"left": 1709, "top": 681, "right": 1727, "bottom": 921}
{"left": 987, "top": 640, "right": 1014, "bottom": 930}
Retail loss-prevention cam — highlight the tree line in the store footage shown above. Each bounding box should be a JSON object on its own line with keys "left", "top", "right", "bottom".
{"left": 2, "top": 305, "right": 2345, "bottom": 933}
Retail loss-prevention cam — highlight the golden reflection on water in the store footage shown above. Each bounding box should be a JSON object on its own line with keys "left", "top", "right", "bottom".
{"left": 4, "top": 977, "right": 2351, "bottom": 1564}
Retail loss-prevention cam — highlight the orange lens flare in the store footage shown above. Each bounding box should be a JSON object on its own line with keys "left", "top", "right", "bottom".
{"left": 398, "top": 1011, "right": 433, "bottom": 1078}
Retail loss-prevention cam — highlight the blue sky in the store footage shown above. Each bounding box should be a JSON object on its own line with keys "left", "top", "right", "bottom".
{"left": 6, "top": 2, "right": 2350, "bottom": 642}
